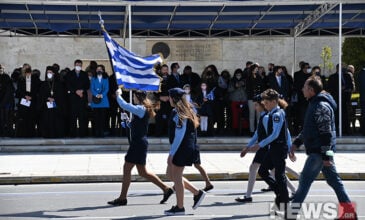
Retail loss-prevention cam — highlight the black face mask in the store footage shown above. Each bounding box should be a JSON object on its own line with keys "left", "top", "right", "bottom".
{"left": 97, "top": 71, "right": 103, "bottom": 76}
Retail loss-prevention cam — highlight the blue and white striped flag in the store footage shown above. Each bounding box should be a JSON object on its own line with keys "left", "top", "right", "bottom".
{"left": 103, "top": 31, "right": 162, "bottom": 91}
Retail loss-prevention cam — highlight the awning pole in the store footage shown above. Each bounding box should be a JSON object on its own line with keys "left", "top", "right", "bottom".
{"left": 338, "top": 2, "right": 342, "bottom": 137}
{"left": 293, "top": 36, "right": 296, "bottom": 76}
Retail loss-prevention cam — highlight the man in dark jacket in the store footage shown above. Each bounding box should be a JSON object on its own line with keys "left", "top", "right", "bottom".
{"left": 327, "top": 64, "right": 354, "bottom": 135}
{"left": 65, "top": 59, "right": 90, "bottom": 137}
{"left": 289, "top": 76, "right": 357, "bottom": 219}
{"left": 359, "top": 65, "right": 365, "bottom": 135}
{"left": 0, "top": 65, "right": 14, "bottom": 137}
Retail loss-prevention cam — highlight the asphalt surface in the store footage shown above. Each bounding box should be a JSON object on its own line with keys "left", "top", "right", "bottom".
{"left": 0, "top": 181, "right": 364, "bottom": 219}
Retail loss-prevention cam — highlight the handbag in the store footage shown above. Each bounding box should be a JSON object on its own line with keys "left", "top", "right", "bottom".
{"left": 92, "top": 95, "right": 102, "bottom": 104}
{"left": 92, "top": 81, "right": 103, "bottom": 104}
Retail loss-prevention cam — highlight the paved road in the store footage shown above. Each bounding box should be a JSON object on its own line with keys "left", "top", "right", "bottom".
{"left": 0, "top": 181, "right": 364, "bottom": 219}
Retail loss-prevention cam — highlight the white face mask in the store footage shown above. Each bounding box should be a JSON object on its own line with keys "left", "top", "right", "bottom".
{"left": 0, "top": 68, "right": 4, "bottom": 74}
{"left": 75, "top": 66, "right": 82, "bottom": 72}
{"left": 47, "top": 73, "right": 53, "bottom": 79}
{"left": 307, "top": 68, "right": 312, "bottom": 74}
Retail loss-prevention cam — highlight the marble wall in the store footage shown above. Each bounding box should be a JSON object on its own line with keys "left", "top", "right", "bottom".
{"left": 0, "top": 35, "right": 340, "bottom": 78}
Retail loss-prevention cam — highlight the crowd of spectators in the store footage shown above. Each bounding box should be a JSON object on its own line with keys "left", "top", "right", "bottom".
{"left": 0, "top": 60, "right": 361, "bottom": 138}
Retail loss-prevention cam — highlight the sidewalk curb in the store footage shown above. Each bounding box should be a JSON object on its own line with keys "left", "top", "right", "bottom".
{"left": 1, "top": 172, "right": 363, "bottom": 185}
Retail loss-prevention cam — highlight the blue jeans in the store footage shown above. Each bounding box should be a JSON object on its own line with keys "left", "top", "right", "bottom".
{"left": 292, "top": 153, "right": 350, "bottom": 205}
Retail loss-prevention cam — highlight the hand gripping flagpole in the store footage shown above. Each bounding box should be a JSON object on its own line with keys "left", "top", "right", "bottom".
{"left": 98, "top": 11, "right": 105, "bottom": 32}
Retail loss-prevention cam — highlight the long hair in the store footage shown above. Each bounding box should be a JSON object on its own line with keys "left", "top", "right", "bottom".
{"left": 172, "top": 95, "right": 199, "bottom": 128}
{"left": 135, "top": 92, "right": 156, "bottom": 118}
{"left": 261, "top": 88, "right": 288, "bottom": 109}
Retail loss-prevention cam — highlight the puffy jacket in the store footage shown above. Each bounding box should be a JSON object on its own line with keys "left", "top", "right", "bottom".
{"left": 294, "top": 92, "right": 337, "bottom": 160}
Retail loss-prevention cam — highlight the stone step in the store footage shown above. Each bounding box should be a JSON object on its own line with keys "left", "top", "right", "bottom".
{"left": 1, "top": 137, "right": 364, "bottom": 153}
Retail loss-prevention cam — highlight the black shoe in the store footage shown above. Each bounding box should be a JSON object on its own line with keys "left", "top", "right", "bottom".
{"left": 160, "top": 188, "right": 174, "bottom": 204}
{"left": 164, "top": 205, "right": 185, "bottom": 215}
{"left": 261, "top": 187, "right": 273, "bottom": 192}
{"left": 192, "top": 190, "right": 206, "bottom": 210}
{"left": 203, "top": 185, "right": 214, "bottom": 192}
{"left": 107, "top": 198, "right": 127, "bottom": 206}
{"left": 235, "top": 196, "right": 252, "bottom": 203}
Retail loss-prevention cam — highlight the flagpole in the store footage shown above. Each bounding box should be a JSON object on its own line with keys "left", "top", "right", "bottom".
{"left": 128, "top": 4, "right": 133, "bottom": 119}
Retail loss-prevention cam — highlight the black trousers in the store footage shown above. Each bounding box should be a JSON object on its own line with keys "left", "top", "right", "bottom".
{"left": 93, "top": 108, "right": 106, "bottom": 137}
{"left": 69, "top": 102, "right": 88, "bottom": 137}
{"left": 258, "top": 145, "right": 289, "bottom": 209}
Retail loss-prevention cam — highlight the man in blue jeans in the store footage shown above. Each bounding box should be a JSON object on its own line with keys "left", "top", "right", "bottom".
{"left": 290, "top": 76, "right": 357, "bottom": 220}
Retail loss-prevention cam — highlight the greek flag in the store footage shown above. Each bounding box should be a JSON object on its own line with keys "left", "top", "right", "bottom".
{"left": 103, "top": 31, "right": 162, "bottom": 91}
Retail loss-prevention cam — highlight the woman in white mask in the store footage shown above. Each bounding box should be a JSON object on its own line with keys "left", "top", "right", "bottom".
{"left": 90, "top": 65, "right": 110, "bottom": 137}
{"left": 227, "top": 68, "right": 248, "bottom": 135}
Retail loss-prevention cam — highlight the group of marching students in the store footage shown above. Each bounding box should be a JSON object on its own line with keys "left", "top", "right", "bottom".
{"left": 107, "top": 75, "right": 357, "bottom": 219}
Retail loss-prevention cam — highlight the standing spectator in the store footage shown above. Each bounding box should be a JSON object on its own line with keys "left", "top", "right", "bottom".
{"left": 267, "top": 66, "right": 289, "bottom": 101}
{"left": 155, "top": 64, "right": 172, "bottom": 137}
{"left": 52, "top": 63, "right": 61, "bottom": 79}
{"left": 15, "top": 67, "right": 41, "bottom": 137}
{"left": 0, "top": 64, "right": 14, "bottom": 137}
{"left": 290, "top": 76, "right": 357, "bottom": 219}
{"left": 347, "top": 65, "right": 357, "bottom": 133}
{"left": 90, "top": 65, "right": 110, "bottom": 137}
{"left": 196, "top": 82, "right": 214, "bottom": 136}
{"left": 267, "top": 63, "right": 275, "bottom": 76}
{"left": 327, "top": 64, "right": 354, "bottom": 135}
{"left": 38, "top": 66, "right": 66, "bottom": 138}
{"left": 228, "top": 68, "right": 248, "bottom": 135}
{"left": 107, "top": 72, "right": 120, "bottom": 136}
{"left": 180, "top": 65, "right": 201, "bottom": 95}
{"left": 201, "top": 64, "right": 219, "bottom": 85}
{"left": 59, "top": 68, "right": 71, "bottom": 137}
{"left": 242, "top": 61, "right": 253, "bottom": 80}
{"left": 359, "top": 65, "right": 365, "bottom": 135}
{"left": 21, "top": 63, "right": 31, "bottom": 76}
{"left": 10, "top": 68, "right": 22, "bottom": 136}
{"left": 293, "top": 62, "right": 311, "bottom": 135}
{"left": 216, "top": 70, "right": 231, "bottom": 134}
{"left": 201, "top": 68, "right": 219, "bottom": 134}
{"left": 167, "top": 62, "right": 182, "bottom": 89}
{"left": 311, "top": 66, "right": 327, "bottom": 89}
{"left": 246, "top": 64, "right": 266, "bottom": 134}
{"left": 65, "top": 59, "right": 90, "bottom": 137}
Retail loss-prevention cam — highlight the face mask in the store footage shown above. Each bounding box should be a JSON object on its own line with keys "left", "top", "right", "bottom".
{"left": 184, "top": 89, "right": 190, "bottom": 94}
{"left": 47, "top": 73, "right": 53, "bottom": 79}
{"left": 97, "top": 71, "right": 103, "bottom": 75}
{"left": 306, "top": 68, "right": 312, "bottom": 74}
{"left": 176, "top": 68, "right": 180, "bottom": 73}
{"left": 88, "top": 76, "right": 92, "bottom": 80}
{"left": 236, "top": 74, "right": 242, "bottom": 80}
{"left": 75, "top": 66, "right": 82, "bottom": 72}
{"left": 315, "top": 71, "right": 320, "bottom": 76}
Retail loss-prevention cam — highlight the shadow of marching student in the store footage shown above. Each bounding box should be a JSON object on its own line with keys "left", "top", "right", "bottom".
{"left": 0, "top": 210, "right": 78, "bottom": 219}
